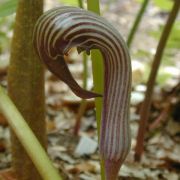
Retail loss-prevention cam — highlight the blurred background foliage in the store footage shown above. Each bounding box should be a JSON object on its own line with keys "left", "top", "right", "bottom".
{"left": 0, "top": 0, "right": 18, "bottom": 17}
{"left": 137, "top": 0, "right": 173, "bottom": 11}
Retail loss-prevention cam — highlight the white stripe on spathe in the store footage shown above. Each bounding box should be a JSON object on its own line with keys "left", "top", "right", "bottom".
{"left": 33, "top": 6, "right": 131, "bottom": 179}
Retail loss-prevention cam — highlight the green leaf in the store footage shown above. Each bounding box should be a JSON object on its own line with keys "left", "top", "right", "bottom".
{"left": 59, "top": 0, "right": 79, "bottom": 6}
{"left": 136, "top": 0, "right": 145, "bottom": 3}
{"left": 153, "top": 0, "right": 173, "bottom": 11}
{"left": 0, "top": 0, "right": 18, "bottom": 17}
{"left": 136, "top": 0, "right": 173, "bottom": 11}
{"left": 157, "top": 67, "right": 173, "bottom": 85}
{"left": 150, "top": 22, "right": 180, "bottom": 49}
{"left": 167, "top": 22, "right": 180, "bottom": 49}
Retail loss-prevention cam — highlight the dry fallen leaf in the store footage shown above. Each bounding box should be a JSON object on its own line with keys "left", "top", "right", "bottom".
{"left": 68, "top": 162, "right": 96, "bottom": 174}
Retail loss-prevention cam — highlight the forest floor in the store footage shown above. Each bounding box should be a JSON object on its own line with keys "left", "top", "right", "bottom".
{"left": 0, "top": 0, "right": 179, "bottom": 179}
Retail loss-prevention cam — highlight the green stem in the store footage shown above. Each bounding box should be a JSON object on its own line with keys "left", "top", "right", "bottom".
{"left": 127, "top": 0, "right": 149, "bottom": 48}
{"left": 90, "top": 51, "right": 104, "bottom": 133}
{"left": 0, "top": 86, "right": 62, "bottom": 180}
{"left": 135, "top": 0, "right": 180, "bottom": 161}
{"left": 78, "top": 0, "right": 83, "bottom": 8}
{"left": 87, "top": 0, "right": 103, "bottom": 140}
{"left": 87, "top": 1, "right": 105, "bottom": 180}
{"left": 73, "top": 0, "right": 89, "bottom": 136}
{"left": 87, "top": 0, "right": 100, "bottom": 14}
{"left": 78, "top": 0, "right": 87, "bottom": 90}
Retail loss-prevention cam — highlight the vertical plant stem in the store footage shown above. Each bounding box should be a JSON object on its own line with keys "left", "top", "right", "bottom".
{"left": 87, "top": 0, "right": 103, "bottom": 139}
{"left": 78, "top": 0, "right": 87, "bottom": 91}
{"left": 87, "top": 1, "right": 105, "bottom": 180}
{"left": 8, "top": 0, "right": 46, "bottom": 179}
{"left": 0, "top": 86, "right": 62, "bottom": 180}
{"left": 90, "top": 51, "right": 104, "bottom": 132}
{"left": 73, "top": 99, "right": 87, "bottom": 135}
{"left": 73, "top": 0, "right": 88, "bottom": 136}
{"left": 134, "top": 0, "right": 180, "bottom": 161}
{"left": 78, "top": 0, "right": 83, "bottom": 8}
{"left": 79, "top": 0, "right": 87, "bottom": 90}
{"left": 127, "top": 0, "right": 149, "bottom": 48}
{"left": 73, "top": 55, "right": 88, "bottom": 135}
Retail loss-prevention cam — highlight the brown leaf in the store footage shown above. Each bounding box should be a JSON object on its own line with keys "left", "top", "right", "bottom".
{"left": 68, "top": 162, "right": 96, "bottom": 174}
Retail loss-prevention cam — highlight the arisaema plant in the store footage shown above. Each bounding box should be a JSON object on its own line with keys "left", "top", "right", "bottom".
{"left": 33, "top": 6, "right": 132, "bottom": 180}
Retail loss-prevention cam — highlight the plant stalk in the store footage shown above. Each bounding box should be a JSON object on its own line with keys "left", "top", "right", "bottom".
{"left": 127, "top": 0, "right": 149, "bottom": 48}
{"left": 73, "top": 0, "right": 88, "bottom": 136}
{"left": 8, "top": 0, "right": 46, "bottom": 179}
{"left": 87, "top": 1, "right": 105, "bottom": 180}
{"left": 134, "top": 0, "right": 180, "bottom": 161}
{"left": 78, "top": 0, "right": 83, "bottom": 8}
{"left": 0, "top": 86, "right": 61, "bottom": 180}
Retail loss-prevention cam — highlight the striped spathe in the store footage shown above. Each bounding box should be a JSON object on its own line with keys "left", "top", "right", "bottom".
{"left": 33, "top": 6, "right": 132, "bottom": 180}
